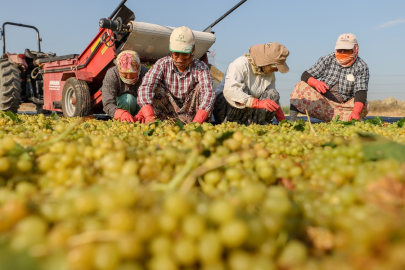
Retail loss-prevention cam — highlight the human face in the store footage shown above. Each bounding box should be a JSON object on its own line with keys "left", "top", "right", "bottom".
{"left": 121, "top": 72, "right": 138, "bottom": 79}
{"left": 336, "top": 49, "right": 354, "bottom": 54}
{"left": 171, "top": 47, "right": 194, "bottom": 72}
{"left": 262, "top": 65, "right": 278, "bottom": 74}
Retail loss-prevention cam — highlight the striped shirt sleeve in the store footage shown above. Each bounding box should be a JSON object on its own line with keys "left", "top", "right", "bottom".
{"left": 196, "top": 62, "right": 216, "bottom": 112}
{"left": 137, "top": 59, "right": 165, "bottom": 107}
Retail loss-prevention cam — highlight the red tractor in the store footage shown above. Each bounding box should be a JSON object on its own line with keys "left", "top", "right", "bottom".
{"left": 1, "top": 0, "right": 245, "bottom": 117}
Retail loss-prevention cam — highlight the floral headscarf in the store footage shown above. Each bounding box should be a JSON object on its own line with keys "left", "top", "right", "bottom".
{"left": 335, "top": 44, "right": 359, "bottom": 68}
{"left": 116, "top": 50, "right": 141, "bottom": 85}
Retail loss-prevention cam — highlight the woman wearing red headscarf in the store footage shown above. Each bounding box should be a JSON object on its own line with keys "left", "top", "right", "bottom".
{"left": 289, "top": 33, "right": 369, "bottom": 122}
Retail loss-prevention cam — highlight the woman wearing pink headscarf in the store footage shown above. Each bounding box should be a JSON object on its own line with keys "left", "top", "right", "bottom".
{"left": 101, "top": 50, "right": 149, "bottom": 122}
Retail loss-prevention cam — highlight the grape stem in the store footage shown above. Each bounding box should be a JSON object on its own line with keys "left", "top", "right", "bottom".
{"left": 180, "top": 150, "right": 257, "bottom": 193}
{"left": 68, "top": 230, "right": 127, "bottom": 248}
{"left": 34, "top": 119, "right": 83, "bottom": 149}
{"left": 305, "top": 110, "right": 317, "bottom": 137}
{"left": 151, "top": 149, "right": 199, "bottom": 192}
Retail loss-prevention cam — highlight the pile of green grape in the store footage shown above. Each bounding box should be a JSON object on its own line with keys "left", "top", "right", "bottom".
{"left": 0, "top": 113, "right": 405, "bottom": 270}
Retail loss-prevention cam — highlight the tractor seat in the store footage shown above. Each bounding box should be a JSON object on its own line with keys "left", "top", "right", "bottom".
{"left": 24, "top": 48, "right": 78, "bottom": 64}
{"left": 36, "top": 54, "right": 79, "bottom": 64}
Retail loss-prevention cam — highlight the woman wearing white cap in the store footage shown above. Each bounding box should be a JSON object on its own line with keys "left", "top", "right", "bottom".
{"left": 289, "top": 33, "right": 369, "bottom": 122}
{"left": 213, "top": 42, "right": 289, "bottom": 125}
{"left": 136, "top": 26, "right": 215, "bottom": 124}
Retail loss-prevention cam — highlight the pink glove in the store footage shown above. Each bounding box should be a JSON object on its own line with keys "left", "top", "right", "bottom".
{"left": 251, "top": 98, "right": 279, "bottom": 112}
{"left": 139, "top": 105, "right": 156, "bottom": 123}
{"left": 307, "top": 77, "right": 329, "bottom": 94}
{"left": 114, "top": 109, "right": 135, "bottom": 122}
{"left": 274, "top": 106, "right": 286, "bottom": 122}
{"left": 134, "top": 110, "right": 145, "bottom": 123}
{"left": 348, "top": 102, "right": 364, "bottom": 121}
{"left": 192, "top": 110, "right": 209, "bottom": 123}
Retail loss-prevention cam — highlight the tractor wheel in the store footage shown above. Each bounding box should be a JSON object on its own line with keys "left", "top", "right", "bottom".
{"left": 61, "top": 77, "right": 91, "bottom": 117}
{"left": 0, "top": 59, "right": 22, "bottom": 113}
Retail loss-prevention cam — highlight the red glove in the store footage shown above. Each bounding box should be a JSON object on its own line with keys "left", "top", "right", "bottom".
{"left": 274, "top": 106, "right": 286, "bottom": 122}
{"left": 307, "top": 77, "right": 329, "bottom": 94}
{"left": 348, "top": 102, "right": 364, "bottom": 121}
{"left": 114, "top": 109, "right": 135, "bottom": 122}
{"left": 192, "top": 110, "right": 209, "bottom": 123}
{"left": 134, "top": 110, "right": 145, "bottom": 123}
{"left": 251, "top": 98, "right": 279, "bottom": 112}
{"left": 139, "top": 105, "right": 155, "bottom": 123}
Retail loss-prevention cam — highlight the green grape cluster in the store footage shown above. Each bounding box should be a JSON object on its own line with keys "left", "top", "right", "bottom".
{"left": 0, "top": 113, "right": 404, "bottom": 270}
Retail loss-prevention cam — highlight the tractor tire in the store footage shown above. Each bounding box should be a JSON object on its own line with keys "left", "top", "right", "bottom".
{"left": 0, "top": 59, "right": 22, "bottom": 113}
{"left": 61, "top": 77, "right": 91, "bottom": 117}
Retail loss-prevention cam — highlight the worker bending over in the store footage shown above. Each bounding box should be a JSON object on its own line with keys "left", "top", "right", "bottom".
{"left": 136, "top": 26, "right": 216, "bottom": 124}
{"left": 289, "top": 33, "right": 369, "bottom": 122}
{"left": 102, "top": 50, "right": 148, "bottom": 122}
{"left": 214, "top": 43, "right": 288, "bottom": 125}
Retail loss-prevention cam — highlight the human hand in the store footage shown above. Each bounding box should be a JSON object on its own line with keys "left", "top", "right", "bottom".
{"left": 274, "top": 106, "right": 287, "bottom": 122}
{"left": 134, "top": 110, "right": 145, "bottom": 123}
{"left": 139, "top": 105, "right": 156, "bottom": 123}
{"left": 192, "top": 110, "right": 209, "bottom": 123}
{"left": 307, "top": 77, "right": 329, "bottom": 94}
{"left": 348, "top": 102, "right": 364, "bottom": 121}
{"left": 114, "top": 109, "right": 135, "bottom": 122}
{"left": 251, "top": 98, "right": 279, "bottom": 112}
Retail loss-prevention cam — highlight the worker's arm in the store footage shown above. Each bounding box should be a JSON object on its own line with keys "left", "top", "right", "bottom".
{"left": 222, "top": 59, "right": 251, "bottom": 109}
{"left": 196, "top": 61, "right": 216, "bottom": 113}
{"left": 137, "top": 58, "right": 165, "bottom": 108}
{"left": 101, "top": 67, "right": 121, "bottom": 117}
{"left": 353, "top": 64, "right": 369, "bottom": 103}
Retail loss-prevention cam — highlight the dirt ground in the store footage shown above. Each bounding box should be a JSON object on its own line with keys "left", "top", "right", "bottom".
{"left": 18, "top": 103, "right": 37, "bottom": 112}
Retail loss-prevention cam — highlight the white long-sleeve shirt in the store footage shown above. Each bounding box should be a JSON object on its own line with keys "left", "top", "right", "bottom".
{"left": 216, "top": 56, "right": 276, "bottom": 109}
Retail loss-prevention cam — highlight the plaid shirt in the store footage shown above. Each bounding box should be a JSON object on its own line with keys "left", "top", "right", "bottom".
{"left": 137, "top": 56, "right": 215, "bottom": 112}
{"left": 307, "top": 53, "right": 369, "bottom": 102}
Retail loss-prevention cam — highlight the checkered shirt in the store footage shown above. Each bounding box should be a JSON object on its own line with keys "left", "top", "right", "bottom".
{"left": 137, "top": 56, "right": 215, "bottom": 112}
{"left": 307, "top": 53, "right": 369, "bottom": 102}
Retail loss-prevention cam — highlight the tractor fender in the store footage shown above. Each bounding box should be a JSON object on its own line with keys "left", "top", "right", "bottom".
{"left": 61, "top": 71, "right": 94, "bottom": 82}
{"left": 6, "top": 53, "right": 28, "bottom": 69}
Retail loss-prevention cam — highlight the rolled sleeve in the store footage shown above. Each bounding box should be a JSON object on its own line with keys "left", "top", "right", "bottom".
{"left": 197, "top": 64, "right": 216, "bottom": 112}
{"left": 137, "top": 60, "right": 164, "bottom": 108}
{"left": 101, "top": 68, "right": 120, "bottom": 117}
{"left": 222, "top": 61, "right": 250, "bottom": 109}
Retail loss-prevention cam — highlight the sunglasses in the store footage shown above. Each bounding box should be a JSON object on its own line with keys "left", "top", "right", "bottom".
{"left": 171, "top": 52, "right": 192, "bottom": 59}
{"left": 336, "top": 49, "right": 353, "bottom": 54}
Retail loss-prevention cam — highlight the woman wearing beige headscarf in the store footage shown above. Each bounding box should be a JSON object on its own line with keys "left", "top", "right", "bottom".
{"left": 214, "top": 42, "right": 289, "bottom": 125}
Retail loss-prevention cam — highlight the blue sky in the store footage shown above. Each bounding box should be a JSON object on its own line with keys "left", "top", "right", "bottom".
{"left": 1, "top": 0, "right": 404, "bottom": 106}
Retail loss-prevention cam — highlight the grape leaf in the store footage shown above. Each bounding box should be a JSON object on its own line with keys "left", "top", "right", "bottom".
{"left": 50, "top": 112, "right": 59, "bottom": 120}
{"left": 279, "top": 119, "right": 294, "bottom": 126}
{"left": 216, "top": 131, "right": 234, "bottom": 145}
{"left": 279, "top": 119, "right": 305, "bottom": 131}
{"left": 364, "top": 116, "right": 383, "bottom": 126}
{"left": 174, "top": 120, "right": 184, "bottom": 131}
{"left": 333, "top": 115, "right": 340, "bottom": 123}
{"left": 358, "top": 132, "right": 405, "bottom": 162}
{"left": 143, "top": 128, "right": 155, "bottom": 136}
{"left": 148, "top": 119, "right": 162, "bottom": 127}
{"left": 397, "top": 117, "right": 405, "bottom": 128}
{"left": 193, "top": 126, "right": 204, "bottom": 133}
{"left": 0, "top": 111, "right": 21, "bottom": 123}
